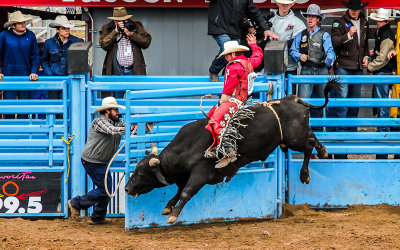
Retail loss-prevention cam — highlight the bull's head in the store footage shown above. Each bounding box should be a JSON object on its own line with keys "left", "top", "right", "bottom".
{"left": 125, "top": 143, "right": 167, "bottom": 197}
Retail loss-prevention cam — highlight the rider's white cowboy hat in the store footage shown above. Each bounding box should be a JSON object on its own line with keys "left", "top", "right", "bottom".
{"left": 219, "top": 41, "right": 249, "bottom": 57}
{"left": 94, "top": 97, "right": 126, "bottom": 114}
{"left": 49, "top": 15, "right": 75, "bottom": 28}
{"left": 276, "top": 0, "right": 296, "bottom": 4}
{"left": 370, "top": 8, "right": 395, "bottom": 22}
{"left": 3, "top": 11, "right": 31, "bottom": 28}
{"left": 108, "top": 7, "right": 132, "bottom": 21}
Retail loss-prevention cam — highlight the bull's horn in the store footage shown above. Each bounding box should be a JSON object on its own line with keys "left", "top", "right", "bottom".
{"left": 150, "top": 143, "right": 158, "bottom": 155}
{"left": 149, "top": 158, "right": 160, "bottom": 167}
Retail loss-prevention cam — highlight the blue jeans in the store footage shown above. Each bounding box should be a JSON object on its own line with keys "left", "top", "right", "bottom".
{"left": 328, "top": 68, "right": 363, "bottom": 132}
{"left": 4, "top": 91, "right": 31, "bottom": 119}
{"left": 209, "top": 34, "right": 240, "bottom": 74}
{"left": 374, "top": 71, "right": 391, "bottom": 132}
{"left": 298, "top": 66, "right": 328, "bottom": 98}
{"left": 70, "top": 159, "right": 112, "bottom": 222}
{"left": 111, "top": 51, "right": 133, "bottom": 98}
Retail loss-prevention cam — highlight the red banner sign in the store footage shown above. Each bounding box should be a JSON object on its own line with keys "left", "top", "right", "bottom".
{"left": 0, "top": 0, "right": 399, "bottom": 8}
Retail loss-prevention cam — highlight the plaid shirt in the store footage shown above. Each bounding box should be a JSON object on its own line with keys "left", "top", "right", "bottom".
{"left": 116, "top": 35, "right": 134, "bottom": 67}
{"left": 93, "top": 115, "right": 126, "bottom": 135}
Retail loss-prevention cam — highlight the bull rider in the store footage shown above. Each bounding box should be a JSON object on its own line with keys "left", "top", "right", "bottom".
{"left": 205, "top": 33, "right": 263, "bottom": 168}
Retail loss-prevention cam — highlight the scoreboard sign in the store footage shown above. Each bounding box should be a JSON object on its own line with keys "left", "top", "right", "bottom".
{"left": 0, "top": 172, "right": 61, "bottom": 214}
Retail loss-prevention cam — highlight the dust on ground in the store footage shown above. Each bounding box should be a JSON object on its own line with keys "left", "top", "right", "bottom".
{"left": 1, "top": 204, "right": 400, "bottom": 249}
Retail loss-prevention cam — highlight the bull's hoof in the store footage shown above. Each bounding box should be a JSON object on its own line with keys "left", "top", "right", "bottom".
{"left": 300, "top": 170, "right": 310, "bottom": 184}
{"left": 166, "top": 215, "right": 178, "bottom": 224}
{"left": 161, "top": 207, "right": 172, "bottom": 215}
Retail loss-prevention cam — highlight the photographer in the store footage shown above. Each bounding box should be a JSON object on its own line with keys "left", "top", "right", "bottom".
{"left": 99, "top": 7, "right": 152, "bottom": 98}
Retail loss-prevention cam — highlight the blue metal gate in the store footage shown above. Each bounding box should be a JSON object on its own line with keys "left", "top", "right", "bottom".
{"left": 287, "top": 75, "right": 400, "bottom": 207}
{"left": 0, "top": 76, "right": 70, "bottom": 217}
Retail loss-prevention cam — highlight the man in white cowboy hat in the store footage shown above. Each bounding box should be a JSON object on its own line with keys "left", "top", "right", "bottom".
{"left": 99, "top": 7, "right": 151, "bottom": 98}
{"left": 41, "top": 16, "right": 82, "bottom": 78}
{"left": 289, "top": 4, "right": 336, "bottom": 99}
{"left": 204, "top": 33, "right": 263, "bottom": 168}
{"left": 68, "top": 97, "right": 128, "bottom": 224}
{"left": 0, "top": 10, "right": 40, "bottom": 116}
{"left": 367, "top": 9, "right": 399, "bottom": 160}
{"left": 328, "top": 0, "right": 369, "bottom": 144}
{"left": 268, "top": 0, "right": 306, "bottom": 78}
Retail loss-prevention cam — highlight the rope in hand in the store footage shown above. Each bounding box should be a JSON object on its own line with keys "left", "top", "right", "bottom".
{"left": 105, "top": 123, "right": 153, "bottom": 198}
{"left": 62, "top": 135, "right": 75, "bottom": 184}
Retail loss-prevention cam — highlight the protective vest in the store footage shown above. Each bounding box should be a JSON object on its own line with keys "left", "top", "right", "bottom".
{"left": 299, "top": 29, "right": 326, "bottom": 66}
{"left": 226, "top": 59, "right": 254, "bottom": 102}
{"left": 372, "top": 23, "right": 396, "bottom": 73}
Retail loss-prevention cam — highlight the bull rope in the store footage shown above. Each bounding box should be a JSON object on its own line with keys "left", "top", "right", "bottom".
{"left": 266, "top": 81, "right": 275, "bottom": 101}
{"left": 104, "top": 123, "right": 153, "bottom": 198}
{"left": 258, "top": 101, "right": 283, "bottom": 142}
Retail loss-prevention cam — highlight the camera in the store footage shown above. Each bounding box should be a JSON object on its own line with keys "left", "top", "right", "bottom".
{"left": 243, "top": 18, "right": 255, "bottom": 31}
{"left": 117, "top": 20, "right": 137, "bottom": 33}
{"left": 264, "top": 11, "right": 276, "bottom": 27}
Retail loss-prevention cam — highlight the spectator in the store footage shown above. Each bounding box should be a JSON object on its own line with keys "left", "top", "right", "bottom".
{"left": 99, "top": 7, "right": 152, "bottom": 98}
{"left": 41, "top": 15, "right": 83, "bottom": 99}
{"left": 329, "top": 0, "right": 369, "bottom": 131}
{"left": 387, "top": 27, "right": 399, "bottom": 120}
{"left": 205, "top": 34, "right": 263, "bottom": 168}
{"left": 269, "top": 0, "right": 306, "bottom": 77}
{"left": 289, "top": 4, "right": 336, "bottom": 100}
{"left": 68, "top": 97, "right": 129, "bottom": 225}
{"left": 0, "top": 11, "right": 40, "bottom": 119}
{"left": 207, "top": 0, "right": 276, "bottom": 82}
{"left": 367, "top": 8, "right": 398, "bottom": 159}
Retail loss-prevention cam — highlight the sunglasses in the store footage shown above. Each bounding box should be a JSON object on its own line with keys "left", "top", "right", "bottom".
{"left": 109, "top": 108, "right": 119, "bottom": 112}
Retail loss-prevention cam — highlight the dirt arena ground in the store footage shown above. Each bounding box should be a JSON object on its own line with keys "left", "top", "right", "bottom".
{"left": 1, "top": 204, "right": 400, "bottom": 249}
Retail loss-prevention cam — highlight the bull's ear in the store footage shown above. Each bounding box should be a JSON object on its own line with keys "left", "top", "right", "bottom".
{"left": 149, "top": 158, "right": 160, "bottom": 167}
{"left": 145, "top": 149, "right": 150, "bottom": 155}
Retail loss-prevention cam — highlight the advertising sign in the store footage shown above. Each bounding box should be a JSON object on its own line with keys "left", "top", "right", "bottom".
{"left": 0, "top": 172, "right": 61, "bottom": 214}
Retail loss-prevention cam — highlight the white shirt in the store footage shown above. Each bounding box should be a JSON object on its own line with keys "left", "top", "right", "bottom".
{"left": 270, "top": 10, "right": 306, "bottom": 71}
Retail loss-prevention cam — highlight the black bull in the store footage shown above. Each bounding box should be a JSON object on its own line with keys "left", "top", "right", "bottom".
{"left": 125, "top": 79, "right": 339, "bottom": 224}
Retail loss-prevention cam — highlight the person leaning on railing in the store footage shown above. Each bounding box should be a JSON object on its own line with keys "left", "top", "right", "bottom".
{"left": 0, "top": 11, "right": 40, "bottom": 119}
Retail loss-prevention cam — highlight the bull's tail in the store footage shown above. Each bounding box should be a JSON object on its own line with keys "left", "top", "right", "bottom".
{"left": 295, "top": 77, "right": 341, "bottom": 110}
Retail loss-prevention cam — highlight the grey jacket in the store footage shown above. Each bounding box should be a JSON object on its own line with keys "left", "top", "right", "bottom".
{"left": 81, "top": 115, "right": 126, "bottom": 164}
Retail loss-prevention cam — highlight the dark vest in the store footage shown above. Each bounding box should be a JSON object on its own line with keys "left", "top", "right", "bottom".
{"left": 300, "top": 29, "right": 326, "bottom": 67}
{"left": 373, "top": 23, "right": 396, "bottom": 73}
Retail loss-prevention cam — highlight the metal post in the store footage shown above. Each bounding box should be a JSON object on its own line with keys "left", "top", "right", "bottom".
{"left": 70, "top": 74, "right": 87, "bottom": 199}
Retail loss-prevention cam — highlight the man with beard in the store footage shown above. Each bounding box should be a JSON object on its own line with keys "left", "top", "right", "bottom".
{"left": 68, "top": 97, "right": 127, "bottom": 225}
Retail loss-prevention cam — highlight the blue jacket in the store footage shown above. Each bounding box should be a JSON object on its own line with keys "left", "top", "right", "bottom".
{"left": 0, "top": 29, "right": 40, "bottom": 75}
{"left": 41, "top": 34, "right": 83, "bottom": 76}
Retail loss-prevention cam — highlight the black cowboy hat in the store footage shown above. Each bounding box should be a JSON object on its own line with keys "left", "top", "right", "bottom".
{"left": 342, "top": 0, "right": 369, "bottom": 10}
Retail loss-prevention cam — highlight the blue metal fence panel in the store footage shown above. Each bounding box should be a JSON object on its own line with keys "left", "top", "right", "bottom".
{"left": 0, "top": 76, "right": 71, "bottom": 217}
{"left": 288, "top": 160, "right": 400, "bottom": 206}
{"left": 287, "top": 75, "right": 400, "bottom": 206}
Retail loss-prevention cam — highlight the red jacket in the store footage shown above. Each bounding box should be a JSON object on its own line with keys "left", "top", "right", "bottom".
{"left": 222, "top": 43, "right": 263, "bottom": 100}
